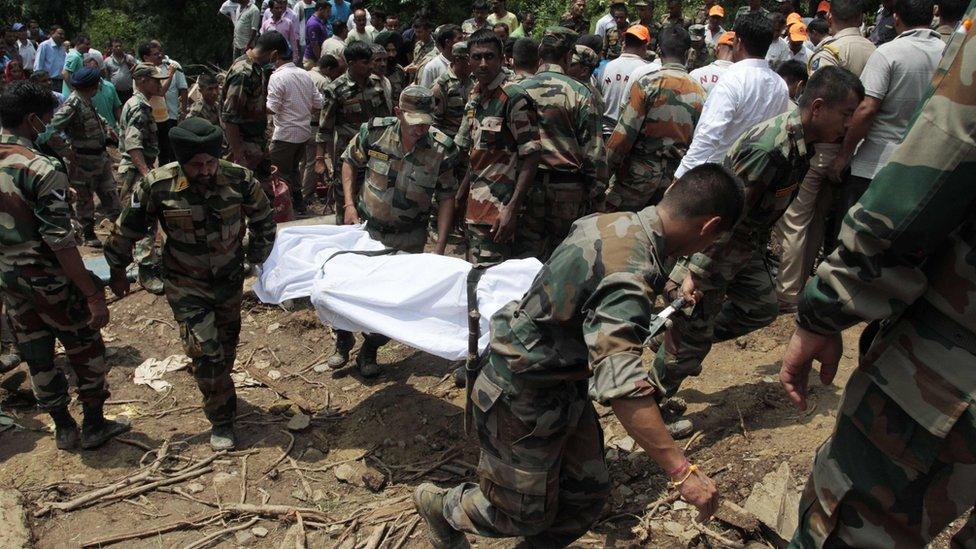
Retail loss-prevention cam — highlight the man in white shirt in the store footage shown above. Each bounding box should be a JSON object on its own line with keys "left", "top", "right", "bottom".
{"left": 765, "top": 12, "right": 790, "bottom": 68}
{"left": 346, "top": 8, "right": 377, "bottom": 44}
{"left": 674, "top": 14, "right": 790, "bottom": 178}
{"left": 594, "top": 6, "right": 620, "bottom": 39}
{"left": 11, "top": 23, "right": 37, "bottom": 71}
{"left": 418, "top": 25, "right": 462, "bottom": 88}
{"left": 264, "top": 31, "right": 324, "bottom": 215}
{"left": 689, "top": 31, "right": 734, "bottom": 95}
{"left": 233, "top": 0, "right": 262, "bottom": 58}
{"left": 322, "top": 21, "right": 348, "bottom": 60}
{"left": 786, "top": 22, "right": 810, "bottom": 64}
{"left": 599, "top": 24, "right": 649, "bottom": 138}
{"left": 219, "top": 0, "right": 240, "bottom": 23}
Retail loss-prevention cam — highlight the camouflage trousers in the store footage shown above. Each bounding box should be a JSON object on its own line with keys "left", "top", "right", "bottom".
{"left": 465, "top": 223, "right": 514, "bottom": 267}
{"left": 516, "top": 177, "right": 588, "bottom": 261}
{"left": 164, "top": 275, "right": 243, "bottom": 427}
{"left": 443, "top": 365, "right": 611, "bottom": 546}
{"left": 70, "top": 152, "right": 120, "bottom": 234}
{"left": 653, "top": 248, "right": 779, "bottom": 396}
{"left": 792, "top": 368, "right": 976, "bottom": 548}
{"left": 120, "top": 169, "right": 160, "bottom": 271}
{"left": 603, "top": 161, "right": 675, "bottom": 213}
{"left": 0, "top": 265, "right": 109, "bottom": 409}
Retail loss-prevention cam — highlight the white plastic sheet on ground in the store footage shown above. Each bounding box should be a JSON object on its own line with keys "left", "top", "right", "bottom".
{"left": 254, "top": 225, "right": 542, "bottom": 360}
{"left": 133, "top": 354, "right": 190, "bottom": 392}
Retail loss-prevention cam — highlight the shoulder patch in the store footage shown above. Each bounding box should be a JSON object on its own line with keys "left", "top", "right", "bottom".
{"left": 430, "top": 128, "right": 454, "bottom": 148}
{"left": 369, "top": 116, "right": 397, "bottom": 129}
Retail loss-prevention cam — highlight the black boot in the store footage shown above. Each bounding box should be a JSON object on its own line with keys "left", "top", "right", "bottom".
{"left": 49, "top": 406, "right": 79, "bottom": 450}
{"left": 356, "top": 340, "right": 381, "bottom": 378}
{"left": 80, "top": 402, "right": 131, "bottom": 449}
{"left": 83, "top": 228, "right": 102, "bottom": 248}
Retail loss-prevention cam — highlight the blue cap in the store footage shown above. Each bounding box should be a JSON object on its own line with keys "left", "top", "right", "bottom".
{"left": 11, "top": 23, "right": 25, "bottom": 31}
{"left": 70, "top": 67, "right": 101, "bottom": 88}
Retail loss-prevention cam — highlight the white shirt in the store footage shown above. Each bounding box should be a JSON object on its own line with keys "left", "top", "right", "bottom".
{"left": 346, "top": 26, "right": 377, "bottom": 44}
{"left": 418, "top": 53, "right": 450, "bottom": 88}
{"left": 705, "top": 26, "right": 725, "bottom": 46}
{"left": 675, "top": 57, "right": 790, "bottom": 178}
{"left": 766, "top": 37, "right": 790, "bottom": 68}
{"left": 689, "top": 59, "right": 733, "bottom": 95}
{"left": 267, "top": 62, "right": 324, "bottom": 143}
{"left": 17, "top": 40, "right": 37, "bottom": 71}
{"left": 219, "top": 0, "right": 240, "bottom": 23}
{"left": 599, "top": 53, "right": 647, "bottom": 134}
{"left": 595, "top": 13, "right": 617, "bottom": 38}
{"left": 787, "top": 46, "right": 810, "bottom": 65}
{"left": 322, "top": 36, "right": 346, "bottom": 60}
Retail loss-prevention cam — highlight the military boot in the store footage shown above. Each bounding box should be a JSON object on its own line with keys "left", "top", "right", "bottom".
{"left": 327, "top": 330, "right": 355, "bottom": 369}
{"left": 413, "top": 483, "right": 469, "bottom": 549}
{"left": 210, "top": 424, "right": 236, "bottom": 451}
{"left": 49, "top": 406, "right": 79, "bottom": 450}
{"left": 356, "top": 341, "right": 381, "bottom": 378}
{"left": 0, "top": 351, "right": 21, "bottom": 374}
{"left": 80, "top": 402, "right": 131, "bottom": 449}
{"left": 82, "top": 228, "right": 102, "bottom": 248}
{"left": 137, "top": 263, "right": 165, "bottom": 295}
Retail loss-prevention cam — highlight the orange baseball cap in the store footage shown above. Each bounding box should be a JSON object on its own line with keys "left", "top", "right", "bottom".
{"left": 708, "top": 5, "right": 725, "bottom": 17}
{"left": 817, "top": 0, "right": 830, "bottom": 12}
{"left": 786, "top": 12, "right": 803, "bottom": 26}
{"left": 717, "top": 31, "right": 735, "bottom": 47}
{"left": 789, "top": 22, "right": 808, "bottom": 41}
{"left": 624, "top": 24, "right": 650, "bottom": 42}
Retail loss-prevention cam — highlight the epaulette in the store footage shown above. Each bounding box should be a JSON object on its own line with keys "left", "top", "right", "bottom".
{"left": 369, "top": 116, "right": 397, "bottom": 129}
{"left": 429, "top": 127, "right": 454, "bottom": 148}
{"left": 146, "top": 162, "right": 181, "bottom": 185}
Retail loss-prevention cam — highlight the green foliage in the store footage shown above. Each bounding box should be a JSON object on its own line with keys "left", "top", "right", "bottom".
{"left": 85, "top": 8, "right": 142, "bottom": 51}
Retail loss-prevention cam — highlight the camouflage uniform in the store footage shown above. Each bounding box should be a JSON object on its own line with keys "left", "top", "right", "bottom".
{"left": 461, "top": 19, "right": 489, "bottom": 36}
{"left": 219, "top": 55, "right": 270, "bottom": 177}
{"left": 792, "top": 13, "right": 976, "bottom": 547}
{"left": 456, "top": 72, "right": 539, "bottom": 265}
{"left": 517, "top": 60, "right": 607, "bottom": 260}
{"left": 387, "top": 64, "right": 408, "bottom": 104}
{"left": 443, "top": 207, "right": 670, "bottom": 545}
{"left": 104, "top": 161, "right": 276, "bottom": 427}
{"left": 47, "top": 91, "right": 120, "bottom": 235}
{"left": 731, "top": 6, "right": 770, "bottom": 29}
{"left": 654, "top": 108, "right": 810, "bottom": 395}
{"left": 187, "top": 99, "right": 221, "bottom": 126}
{"left": 685, "top": 44, "right": 714, "bottom": 72}
{"left": 605, "top": 63, "right": 705, "bottom": 212}
{"left": 317, "top": 72, "right": 391, "bottom": 222}
{"left": 118, "top": 91, "right": 160, "bottom": 199}
{"left": 603, "top": 27, "right": 625, "bottom": 60}
{"left": 430, "top": 68, "right": 472, "bottom": 138}
{"left": 0, "top": 135, "right": 110, "bottom": 410}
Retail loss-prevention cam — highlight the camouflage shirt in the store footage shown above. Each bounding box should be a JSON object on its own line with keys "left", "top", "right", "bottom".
{"left": 798, "top": 13, "right": 976, "bottom": 437}
{"left": 604, "top": 27, "right": 625, "bottom": 60}
{"left": 519, "top": 63, "right": 606, "bottom": 187}
{"left": 731, "top": 6, "right": 770, "bottom": 28}
{"left": 674, "top": 107, "right": 810, "bottom": 282}
{"left": 219, "top": 55, "right": 270, "bottom": 141}
{"left": 118, "top": 92, "right": 159, "bottom": 174}
{"left": 104, "top": 160, "right": 276, "bottom": 282}
{"left": 387, "top": 64, "right": 408, "bottom": 104}
{"left": 485, "top": 206, "right": 670, "bottom": 403}
{"left": 456, "top": 71, "right": 540, "bottom": 225}
{"left": 606, "top": 63, "right": 705, "bottom": 209}
{"left": 341, "top": 117, "right": 459, "bottom": 231}
{"left": 0, "top": 135, "right": 76, "bottom": 270}
{"left": 685, "top": 44, "right": 714, "bottom": 72}
{"left": 187, "top": 100, "right": 221, "bottom": 126}
{"left": 47, "top": 91, "right": 110, "bottom": 152}
{"left": 316, "top": 72, "right": 390, "bottom": 162}
{"left": 430, "top": 68, "right": 472, "bottom": 138}
{"left": 461, "top": 18, "right": 489, "bottom": 36}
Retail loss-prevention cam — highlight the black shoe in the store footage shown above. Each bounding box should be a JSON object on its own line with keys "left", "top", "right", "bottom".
{"left": 327, "top": 331, "right": 355, "bottom": 369}
{"left": 452, "top": 365, "right": 467, "bottom": 388}
{"left": 0, "top": 352, "right": 21, "bottom": 374}
{"left": 49, "top": 406, "right": 79, "bottom": 450}
{"left": 356, "top": 343, "right": 381, "bottom": 378}
{"left": 137, "top": 264, "right": 164, "bottom": 295}
{"left": 80, "top": 403, "right": 131, "bottom": 449}
{"left": 210, "top": 424, "right": 236, "bottom": 451}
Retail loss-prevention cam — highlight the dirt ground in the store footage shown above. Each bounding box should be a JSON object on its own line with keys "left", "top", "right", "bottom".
{"left": 0, "top": 235, "right": 965, "bottom": 548}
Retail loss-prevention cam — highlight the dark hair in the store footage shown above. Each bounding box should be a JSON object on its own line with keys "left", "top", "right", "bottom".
{"left": 734, "top": 14, "right": 775, "bottom": 57}
{"left": 522, "top": 10, "right": 536, "bottom": 19}
{"left": 514, "top": 37, "right": 541, "bottom": 66}
{"left": 504, "top": 36, "right": 517, "bottom": 57}
{"left": 255, "top": 30, "right": 289, "bottom": 56}
{"left": 610, "top": 3, "right": 628, "bottom": 14}
{"left": 658, "top": 24, "right": 691, "bottom": 58}
{"left": 111, "top": 37, "right": 123, "bottom": 46}
{"left": 800, "top": 65, "right": 864, "bottom": 108}
{"left": 494, "top": 22, "right": 510, "bottom": 33}
{"left": 894, "top": 0, "right": 935, "bottom": 26}
{"left": 830, "top": 0, "right": 863, "bottom": 19}
{"left": 436, "top": 24, "right": 461, "bottom": 48}
{"left": 577, "top": 33, "right": 604, "bottom": 53}
{"left": 197, "top": 73, "right": 218, "bottom": 87}
{"left": 938, "top": 0, "right": 967, "bottom": 22}
{"left": 343, "top": 40, "right": 374, "bottom": 62}
{"left": 472, "top": 0, "right": 489, "bottom": 11}
{"left": 662, "top": 163, "right": 744, "bottom": 232}
{"left": 375, "top": 30, "right": 403, "bottom": 50}
{"left": 807, "top": 18, "right": 830, "bottom": 35}
{"left": 412, "top": 17, "right": 431, "bottom": 30}
{"left": 333, "top": 21, "right": 348, "bottom": 35}
{"left": 0, "top": 81, "right": 59, "bottom": 128}
{"left": 624, "top": 32, "right": 647, "bottom": 48}
{"left": 768, "top": 12, "right": 786, "bottom": 29}
{"left": 74, "top": 33, "right": 90, "bottom": 45}
{"left": 777, "top": 60, "right": 809, "bottom": 85}
{"left": 468, "top": 28, "right": 504, "bottom": 55}
{"left": 315, "top": 0, "right": 331, "bottom": 10}
{"left": 28, "top": 70, "right": 51, "bottom": 83}
{"left": 137, "top": 41, "right": 157, "bottom": 60}
{"left": 318, "top": 53, "right": 340, "bottom": 71}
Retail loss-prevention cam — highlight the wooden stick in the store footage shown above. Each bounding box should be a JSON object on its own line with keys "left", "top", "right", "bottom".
{"left": 692, "top": 523, "right": 746, "bottom": 549}
{"left": 182, "top": 516, "right": 260, "bottom": 549}
{"left": 403, "top": 447, "right": 461, "bottom": 481}
{"left": 103, "top": 452, "right": 223, "bottom": 502}
{"left": 80, "top": 512, "right": 224, "bottom": 547}
{"left": 239, "top": 455, "right": 249, "bottom": 504}
{"left": 288, "top": 457, "right": 312, "bottom": 501}
{"left": 262, "top": 429, "right": 295, "bottom": 476}
{"left": 295, "top": 512, "right": 307, "bottom": 549}
{"left": 390, "top": 516, "right": 420, "bottom": 549}
{"left": 246, "top": 366, "right": 315, "bottom": 413}
{"left": 362, "top": 523, "right": 387, "bottom": 549}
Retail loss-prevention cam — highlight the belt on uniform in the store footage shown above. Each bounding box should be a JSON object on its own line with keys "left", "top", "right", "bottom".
{"left": 908, "top": 298, "right": 976, "bottom": 357}
{"left": 75, "top": 147, "right": 107, "bottom": 156}
{"left": 365, "top": 219, "right": 424, "bottom": 235}
{"left": 538, "top": 170, "right": 583, "bottom": 185}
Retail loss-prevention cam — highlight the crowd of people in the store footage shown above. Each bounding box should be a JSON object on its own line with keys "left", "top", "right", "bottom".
{"left": 1, "top": 0, "right": 974, "bottom": 547}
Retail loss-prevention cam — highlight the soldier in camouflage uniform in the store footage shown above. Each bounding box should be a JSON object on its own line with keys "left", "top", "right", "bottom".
{"left": 603, "top": 3, "right": 629, "bottom": 60}
{"left": 455, "top": 29, "right": 540, "bottom": 266}
{"left": 660, "top": 0, "right": 689, "bottom": 27}
{"left": 45, "top": 67, "right": 120, "bottom": 247}
{"left": 315, "top": 41, "right": 391, "bottom": 223}
{"left": 606, "top": 25, "right": 705, "bottom": 213}
{"left": 187, "top": 73, "right": 221, "bottom": 127}
{"left": 327, "top": 86, "right": 460, "bottom": 376}
{"left": 117, "top": 62, "right": 168, "bottom": 294}
{"left": 376, "top": 31, "right": 409, "bottom": 102}
{"left": 685, "top": 24, "right": 714, "bottom": 71}
{"left": 654, "top": 67, "right": 864, "bottom": 404}
{"left": 104, "top": 118, "right": 276, "bottom": 451}
{"left": 0, "top": 81, "right": 131, "bottom": 450}
{"left": 413, "top": 164, "right": 743, "bottom": 548}
{"left": 219, "top": 45, "right": 271, "bottom": 183}
{"left": 782, "top": 8, "right": 976, "bottom": 546}
{"left": 430, "top": 42, "right": 473, "bottom": 139}
{"left": 732, "top": 0, "right": 770, "bottom": 28}
{"left": 516, "top": 27, "right": 607, "bottom": 261}
{"left": 568, "top": 45, "right": 604, "bottom": 116}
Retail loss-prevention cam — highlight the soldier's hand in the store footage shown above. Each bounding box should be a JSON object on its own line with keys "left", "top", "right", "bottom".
{"left": 780, "top": 327, "right": 843, "bottom": 410}
{"left": 343, "top": 204, "right": 361, "bottom": 225}
{"left": 826, "top": 155, "right": 849, "bottom": 184}
{"left": 676, "top": 467, "right": 719, "bottom": 522}
{"left": 108, "top": 269, "right": 130, "bottom": 298}
{"left": 680, "top": 273, "right": 702, "bottom": 305}
{"left": 492, "top": 206, "right": 517, "bottom": 243}
{"left": 86, "top": 292, "right": 110, "bottom": 330}
{"left": 314, "top": 157, "right": 329, "bottom": 177}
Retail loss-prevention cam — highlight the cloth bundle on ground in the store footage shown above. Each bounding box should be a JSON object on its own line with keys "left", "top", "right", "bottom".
{"left": 254, "top": 224, "right": 543, "bottom": 360}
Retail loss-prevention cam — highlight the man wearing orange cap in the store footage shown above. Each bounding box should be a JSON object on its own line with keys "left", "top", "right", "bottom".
{"left": 690, "top": 30, "right": 734, "bottom": 94}
{"left": 786, "top": 21, "right": 811, "bottom": 64}
{"left": 694, "top": 0, "right": 718, "bottom": 25}
{"left": 597, "top": 24, "right": 651, "bottom": 138}
{"left": 816, "top": 0, "right": 831, "bottom": 16}
{"left": 704, "top": 5, "right": 727, "bottom": 45}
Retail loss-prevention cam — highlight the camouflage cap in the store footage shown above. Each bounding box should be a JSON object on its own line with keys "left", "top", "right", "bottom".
{"left": 571, "top": 45, "right": 601, "bottom": 70}
{"left": 688, "top": 24, "right": 706, "bottom": 41}
{"left": 541, "top": 26, "right": 579, "bottom": 51}
{"left": 132, "top": 62, "right": 166, "bottom": 79}
{"left": 398, "top": 85, "right": 435, "bottom": 125}
{"left": 452, "top": 41, "right": 469, "bottom": 58}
